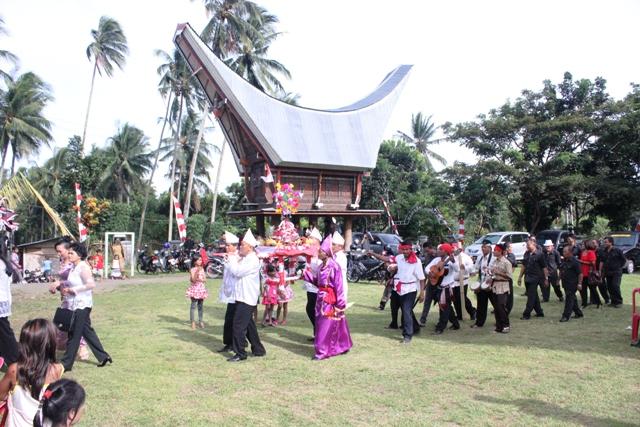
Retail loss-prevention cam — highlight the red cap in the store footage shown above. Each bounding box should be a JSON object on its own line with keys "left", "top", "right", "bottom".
{"left": 439, "top": 243, "right": 454, "bottom": 255}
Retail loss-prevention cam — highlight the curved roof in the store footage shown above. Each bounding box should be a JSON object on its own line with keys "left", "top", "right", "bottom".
{"left": 174, "top": 24, "right": 412, "bottom": 172}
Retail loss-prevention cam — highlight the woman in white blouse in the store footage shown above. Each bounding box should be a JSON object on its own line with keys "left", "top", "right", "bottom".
{"left": 52, "top": 242, "right": 111, "bottom": 372}
{"left": 0, "top": 238, "right": 18, "bottom": 365}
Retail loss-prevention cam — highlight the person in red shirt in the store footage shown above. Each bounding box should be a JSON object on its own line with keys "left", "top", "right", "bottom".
{"left": 578, "top": 240, "right": 599, "bottom": 307}
{"left": 91, "top": 249, "right": 104, "bottom": 281}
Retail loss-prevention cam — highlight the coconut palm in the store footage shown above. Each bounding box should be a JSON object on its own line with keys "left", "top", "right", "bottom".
{"left": 0, "top": 17, "right": 19, "bottom": 82}
{"left": 0, "top": 72, "right": 53, "bottom": 185}
{"left": 100, "top": 123, "right": 152, "bottom": 203}
{"left": 81, "top": 16, "right": 128, "bottom": 153}
{"left": 396, "top": 112, "right": 446, "bottom": 171}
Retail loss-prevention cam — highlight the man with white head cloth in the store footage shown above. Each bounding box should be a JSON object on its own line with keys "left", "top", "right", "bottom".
{"left": 217, "top": 231, "right": 239, "bottom": 353}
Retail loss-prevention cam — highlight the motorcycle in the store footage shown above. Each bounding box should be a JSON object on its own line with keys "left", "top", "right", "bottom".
{"left": 136, "top": 247, "right": 161, "bottom": 274}
{"left": 205, "top": 256, "right": 225, "bottom": 279}
{"left": 347, "top": 249, "right": 386, "bottom": 283}
{"left": 24, "top": 268, "right": 48, "bottom": 283}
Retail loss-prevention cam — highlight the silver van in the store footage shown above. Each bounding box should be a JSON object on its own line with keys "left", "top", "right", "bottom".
{"left": 465, "top": 231, "right": 530, "bottom": 261}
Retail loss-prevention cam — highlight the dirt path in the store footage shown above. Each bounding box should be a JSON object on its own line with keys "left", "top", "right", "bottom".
{"left": 11, "top": 272, "right": 191, "bottom": 300}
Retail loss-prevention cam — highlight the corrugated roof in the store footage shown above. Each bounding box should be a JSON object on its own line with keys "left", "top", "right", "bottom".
{"left": 174, "top": 24, "right": 412, "bottom": 172}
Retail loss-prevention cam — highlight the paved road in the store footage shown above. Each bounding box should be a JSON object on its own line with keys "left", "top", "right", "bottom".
{"left": 11, "top": 272, "right": 190, "bottom": 300}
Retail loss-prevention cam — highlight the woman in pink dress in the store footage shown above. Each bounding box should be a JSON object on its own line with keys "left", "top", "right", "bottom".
{"left": 186, "top": 255, "right": 208, "bottom": 329}
{"left": 303, "top": 236, "right": 353, "bottom": 360}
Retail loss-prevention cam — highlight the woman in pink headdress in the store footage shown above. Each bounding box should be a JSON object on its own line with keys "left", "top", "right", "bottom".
{"left": 303, "top": 236, "right": 352, "bottom": 360}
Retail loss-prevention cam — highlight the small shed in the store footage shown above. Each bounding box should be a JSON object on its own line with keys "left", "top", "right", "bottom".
{"left": 17, "top": 237, "right": 60, "bottom": 273}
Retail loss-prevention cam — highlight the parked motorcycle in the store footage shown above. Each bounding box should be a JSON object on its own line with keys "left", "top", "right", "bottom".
{"left": 347, "top": 250, "right": 386, "bottom": 283}
{"left": 205, "top": 256, "right": 225, "bottom": 279}
{"left": 24, "top": 268, "right": 48, "bottom": 283}
{"left": 136, "top": 247, "right": 161, "bottom": 274}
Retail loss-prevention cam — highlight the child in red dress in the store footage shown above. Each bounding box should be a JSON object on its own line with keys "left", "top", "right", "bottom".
{"left": 261, "top": 264, "right": 279, "bottom": 326}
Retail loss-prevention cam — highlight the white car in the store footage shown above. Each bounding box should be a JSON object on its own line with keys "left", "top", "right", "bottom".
{"left": 465, "top": 231, "right": 530, "bottom": 261}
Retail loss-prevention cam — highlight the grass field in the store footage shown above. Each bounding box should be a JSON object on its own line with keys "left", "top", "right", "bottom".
{"left": 8, "top": 272, "right": 640, "bottom": 426}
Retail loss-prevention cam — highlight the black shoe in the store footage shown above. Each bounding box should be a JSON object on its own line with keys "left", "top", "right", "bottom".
{"left": 434, "top": 329, "right": 443, "bottom": 335}
{"left": 520, "top": 316, "right": 531, "bottom": 320}
{"left": 542, "top": 299, "right": 549, "bottom": 303}
{"left": 604, "top": 300, "right": 611, "bottom": 305}
{"left": 378, "top": 302, "right": 386, "bottom": 310}
{"left": 251, "top": 352, "right": 266, "bottom": 357}
{"left": 612, "top": 304, "right": 622, "bottom": 308}
{"left": 535, "top": 313, "right": 544, "bottom": 318}
{"left": 97, "top": 356, "right": 112, "bottom": 367}
{"left": 449, "top": 324, "right": 460, "bottom": 330}
{"left": 581, "top": 303, "right": 590, "bottom": 308}
{"left": 402, "top": 337, "right": 411, "bottom": 344}
{"left": 227, "top": 355, "right": 246, "bottom": 362}
{"left": 418, "top": 321, "right": 426, "bottom": 327}
{"left": 385, "top": 324, "right": 399, "bottom": 330}
{"left": 306, "top": 337, "right": 315, "bottom": 342}
{"left": 559, "top": 317, "right": 569, "bottom": 322}
{"left": 572, "top": 313, "right": 584, "bottom": 319}
{"left": 217, "top": 345, "right": 233, "bottom": 353}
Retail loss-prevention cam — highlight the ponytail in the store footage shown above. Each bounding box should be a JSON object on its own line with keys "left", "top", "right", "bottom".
{"left": 34, "top": 379, "right": 86, "bottom": 427}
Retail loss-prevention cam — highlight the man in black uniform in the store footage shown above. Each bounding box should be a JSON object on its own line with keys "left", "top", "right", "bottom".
{"left": 504, "top": 243, "right": 517, "bottom": 314}
{"left": 559, "top": 245, "right": 584, "bottom": 322}
{"left": 518, "top": 238, "right": 548, "bottom": 319}
{"left": 599, "top": 236, "right": 626, "bottom": 308}
{"left": 542, "top": 240, "right": 564, "bottom": 303}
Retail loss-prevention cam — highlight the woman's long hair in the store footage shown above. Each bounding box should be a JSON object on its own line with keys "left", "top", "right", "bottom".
{"left": 17, "top": 318, "right": 58, "bottom": 399}
{"left": 34, "top": 379, "right": 86, "bottom": 427}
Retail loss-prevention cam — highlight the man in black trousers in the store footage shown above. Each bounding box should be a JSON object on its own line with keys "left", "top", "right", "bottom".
{"left": 225, "top": 229, "right": 266, "bottom": 362}
{"left": 518, "top": 238, "right": 548, "bottom": 320}
{"left": 470, "top": 241, "right": 494, "bottom": 328}
{"left": 217, "top": 231, "right": 239, "bottom": 353}
{"left": 542, "top": 240, "right": 564, "bottom": 303}
{"left": 599, "top": 236, "right": 627, "bottom": 308}
{"left": 559, "top": 245, "right": 584, "bottom": 322}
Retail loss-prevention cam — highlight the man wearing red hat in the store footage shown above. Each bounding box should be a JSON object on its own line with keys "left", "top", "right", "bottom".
{"left": 427, "top": 243, "right": 460, "bottom": 334}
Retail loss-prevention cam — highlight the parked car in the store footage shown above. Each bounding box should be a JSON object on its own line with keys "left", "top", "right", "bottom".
{"left": 465, "top": 231, "right": 530, "bottom": 261}
{"left": 536, "top": 230, "right": 572, "bottom": 253}
{"left": 610, "top": 231, "right": 640, "bottom": 273}
{"left": 351, "top": 232, "right": 403, "bottom": 255}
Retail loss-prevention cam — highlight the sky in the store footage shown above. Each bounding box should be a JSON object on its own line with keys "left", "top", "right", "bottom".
{"left": 2, "top": 0, "right": 640, "bottom": 195}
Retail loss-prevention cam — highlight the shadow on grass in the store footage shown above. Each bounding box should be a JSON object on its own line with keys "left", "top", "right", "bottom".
{"left": 157, "top": 314, "right": 224, "bottom": 355}
{"left": 476, "top": 395, "right": 638, "bottom": 427}
{"left": 259, "top": 324, "right": 314, "bottom": 358}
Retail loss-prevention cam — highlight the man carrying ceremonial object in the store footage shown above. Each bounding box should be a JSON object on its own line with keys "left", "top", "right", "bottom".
{"left": 369, "top": 240, "right": 425, "bottom": 344}
{"left": 304, "top": 235, "right": 353, "bottom": 360}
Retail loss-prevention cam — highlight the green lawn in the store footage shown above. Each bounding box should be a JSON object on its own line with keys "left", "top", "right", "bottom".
{"left": 8, "top": 272, "right": 640, "bottom": 426}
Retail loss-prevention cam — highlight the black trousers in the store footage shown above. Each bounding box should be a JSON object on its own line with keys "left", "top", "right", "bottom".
{"left": 507, "top": 280, "right": 514, "bottom": 314}
{"left": 389, "top": 290, "right": 400, "bottom": 328}
{"left": 493, "top": 293, "right": 509, "bottom": 331}
{"left": 523, "top": 281, "right": 544, "bottom": 317}
{"left": 232, "top": 302, "right": 265, "bottom": 359}
{"left": 399, "top": 291, "right": 419, "bottom": 338}
{"left": 306, "top": 292, "right": 317, "bottom": 336}
{"left": 436, "top": 289, "right": 459, "bottom": 332}
{"left": 451, "top": 284, "right": 476, "bottom": 320}
{"left": 605, "top": 272, "right": 623, "bottom": 305}
{"left": 562, "top": 284, "right": 583, "bottom": 319}
{"left": 419, "top": 285, "right": 437, "bottom": 324}
{"left": 474, "top": 290, "right": 494, "bottom": 327}
{"left": 597, "top": 276, "right": 610, "bottom": 303}
{"left": 222, "top": 303, "right": 236, "bottom": 346}
{"left": 0, "top": 317, "right": 18, "bottom": 365}
{"left": 542, "top": 274, "right": 563, "bottom": 302}
{"left": 61, "top": 308, "right": 109, "bottom": 371}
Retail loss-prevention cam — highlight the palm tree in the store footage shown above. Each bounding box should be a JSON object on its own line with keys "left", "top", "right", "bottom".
{"left": 81, "top": 16, "right": 128, "bottom": 153}
{"left": 0, "top": 72, "right": 53, "bottom": 185}
{"left": 100, "top": 124, "right": 152, "bottom": 203}
{"left": 0, "top": 17, "right": 19, "bottom": 82}
{"left": 396, "top": 112, "right": 446, "bottom": 171}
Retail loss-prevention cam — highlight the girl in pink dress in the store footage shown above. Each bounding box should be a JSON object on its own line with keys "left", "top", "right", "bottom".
{"left": 276, "top": 269, "right": 294, "bottom": 326}
{"left": 186, "top": 255, "right": 208, "bottom": 329}
{"left": 261, "top": 264, "right": 279, "bottom": 326}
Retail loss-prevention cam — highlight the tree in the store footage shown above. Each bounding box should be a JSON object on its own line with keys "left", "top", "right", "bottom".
{"left": 100, "top": 124, "right": 152, "bottom": 203}
{"left": 443, "top": 72, "right": 612, "bottom": 234}
{"left": 82, "top": 16, "right": 128, "bottom": 153}
{"left": 0, "top": 72, "right": 53, "bottom": 184}
{"left": 396, "top": 112, "right": 446, "bottom": 171}
{"left": 0, "top": 17, "right": 19, "bottom": 81}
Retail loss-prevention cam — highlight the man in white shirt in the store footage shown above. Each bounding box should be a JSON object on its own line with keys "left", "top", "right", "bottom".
{"left": 303, "top": 228, "right": 323, "bottom": 339}
{"left": 470, "top": 240, "right": 495, "bottom": 329}
{"left": 332, "top": 231, "right": 348, "bottom": 303}
{"left": 369, "top": 240, "right": 425, "bottom": 344}
{"left": 429, "top": 243, "right": 460, "bottom": 334}
{"left": 225, "top": 229, "right": 266, "bottom": 362}
{"left": 217, "top": 231, "right": 239, "bottom": 353}
{"left": 451, "top": 246, "right": 477, "bottom": 321}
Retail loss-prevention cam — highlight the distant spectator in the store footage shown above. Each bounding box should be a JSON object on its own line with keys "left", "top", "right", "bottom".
{"left": 0, "top": 319, "right": 64, "bottom": 427}
{"left": 10, "top": 247, "right": 24, "bottom": 284}
{"left": 42, "top": 257, "right": 53, "bottom": 281}
{"left": 34, "top": 378, "right": 86, "bottom": 427}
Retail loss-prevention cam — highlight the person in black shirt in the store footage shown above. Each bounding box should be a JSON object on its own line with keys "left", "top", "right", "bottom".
{"left": 599, "top": 236, "right": 626, "bottom": 307}
{"left": 542, "top": 241, "right": 564, "bottom": 303}
{"left": 559, "top": 245, "right": 584, "bottom": 322}
{"left": 505, "top": 243, "right": 517, "bottom": 314}
{"left": 592, "top": 239, "right": 610, "bottom": 304}
{"left": 518, "top": 238, "right": 548, "bottom": 319}
{"left": 418, "top": 243, "right": 437, "bottom": 325}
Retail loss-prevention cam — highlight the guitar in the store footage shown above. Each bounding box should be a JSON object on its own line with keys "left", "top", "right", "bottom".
{"left": 428, "top": 254, "right": 455, "bottom": 286}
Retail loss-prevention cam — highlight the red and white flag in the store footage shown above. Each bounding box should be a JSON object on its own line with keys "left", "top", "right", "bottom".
{"left": 379, "top": 196, "right": 399, "bottom": 235}
{"left": 74, "top": 183, "right": 88, "bottom": 242}
{"left": 172, "top": 195, "right": 187, "bottom": 242}
{"left": 260, "top": 164, "right": 274, "bottom": 183}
